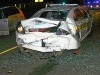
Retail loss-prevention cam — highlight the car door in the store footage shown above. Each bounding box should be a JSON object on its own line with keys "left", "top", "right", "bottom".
{"left": 86, "top": 15, "right": 92, "bottom": 33}
{"left": 9, "top": 7, "right": 20, "bottom": 31}
{"left": 79, "top": 8, "right": 92, "bottom": 33}
{"left": 3, "top": 7, "right": 20, "bottom": 31}
{"left": 0, "top": 9, "right": 9, "bottom": 35}
{"left": 74, "top": 9, "right": 87, "bottom": 41}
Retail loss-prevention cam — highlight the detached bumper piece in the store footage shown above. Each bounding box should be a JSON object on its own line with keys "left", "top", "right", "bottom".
{"left": 42, "top": 39, "right": 45, "bottom": 47}
{"left": 19, "top": 43, "right": 63, "bottom": 59}
{"left": 22, "top": 43, "right": 61, "bottom": 52}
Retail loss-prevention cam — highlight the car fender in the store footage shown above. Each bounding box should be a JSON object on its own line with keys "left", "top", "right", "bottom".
{"left": 59, "top": 21, "right": 71, "bottom": 33}
{"left": 68, "top": 35, "right": 81, "bottom": 49}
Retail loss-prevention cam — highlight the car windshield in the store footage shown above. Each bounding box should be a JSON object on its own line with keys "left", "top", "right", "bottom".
{"left": 32, "top": 10, "right": 69, "bottom": 21}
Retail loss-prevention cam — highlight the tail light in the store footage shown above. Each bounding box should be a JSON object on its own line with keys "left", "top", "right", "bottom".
{"left": 28, "top": 28, "right": 49, "bottom": 32}
{"left": 28, "top": 28, "right": 38, "bottom": 32}
{"left": 39, "top": 28, "right": 44, "bottom": 32}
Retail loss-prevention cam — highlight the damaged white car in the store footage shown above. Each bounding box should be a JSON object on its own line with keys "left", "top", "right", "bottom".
{"left": 16, "top": 4, "right": 93, "bottom": 58}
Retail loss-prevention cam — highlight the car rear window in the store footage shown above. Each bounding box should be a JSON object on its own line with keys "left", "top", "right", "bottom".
{"left": 39, "top": 10, "right": 69, "bottom": 21}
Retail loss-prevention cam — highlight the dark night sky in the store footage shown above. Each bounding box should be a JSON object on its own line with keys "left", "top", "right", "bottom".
{"left": 0, "top": 0, "right": 32, "bottom": 4}
{"left": 45, "top": 0, "right": 80, "bottom": 4}
{"left": 0, "top": 0, "right": 81, "bottom": 6}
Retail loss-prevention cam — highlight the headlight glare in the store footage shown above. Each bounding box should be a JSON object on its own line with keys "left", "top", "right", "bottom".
{"left": 17, "top": 25, "right": 25, "bottom": 34}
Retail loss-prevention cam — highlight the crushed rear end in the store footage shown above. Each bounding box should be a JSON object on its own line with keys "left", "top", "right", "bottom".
{"left": 16, "top": 17, "right": 80, "bottom": 55}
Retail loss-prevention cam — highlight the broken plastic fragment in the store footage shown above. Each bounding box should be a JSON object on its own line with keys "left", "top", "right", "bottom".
{"left": 7, "top": 71, "right": 12, "bottom": 73}
{"left": 73, "top": 49, "right": 81, "bottom": 54}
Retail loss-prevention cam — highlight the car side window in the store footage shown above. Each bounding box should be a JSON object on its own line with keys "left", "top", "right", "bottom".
{"left": 73, "top": 9, "right": 82, "bottom": 21}
{"left": 3, "top": 8, "right": 9, "bottom": 17}
{"left": 0, "top": 9, "right": 6, "bottom": 19}
{"left": 10, "top": 7, "right": 20, "bottom": 14}
{"left": 79, "top": 8, "right": 88, "bottom": 18}
{"left": 3, "top": 7, "right": 20, "bottom": 17}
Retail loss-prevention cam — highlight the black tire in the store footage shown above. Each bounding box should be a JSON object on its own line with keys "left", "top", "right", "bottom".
{"left": 87, "top": 23, "right": 94, "bottom": 37}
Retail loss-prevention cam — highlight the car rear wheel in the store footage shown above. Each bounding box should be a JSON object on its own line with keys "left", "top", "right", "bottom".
{"left": 87, "top": 23, "right": 94, "bottom": 37}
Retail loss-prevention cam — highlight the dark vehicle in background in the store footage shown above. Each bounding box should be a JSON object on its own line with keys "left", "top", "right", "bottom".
{"left": 0, "top": 6, "right": 25, "bottom": 35}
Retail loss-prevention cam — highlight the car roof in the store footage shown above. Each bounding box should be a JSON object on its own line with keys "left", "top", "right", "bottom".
{"left": 32, "top": 4, "right": 80, "bottom": 18}
{"left": 40, "top": 4, "right": 79, "bottom": 11}
{"left": 42, "top": 7, "right": 71, "bottom": 11}
{"left": 0, "top": 6, "right": 16, "bottom": 10}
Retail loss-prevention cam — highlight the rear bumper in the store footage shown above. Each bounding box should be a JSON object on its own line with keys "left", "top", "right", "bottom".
{"left": 16, "top": 33, "right": 81, "bottom": 52}
{"left": 21, "top": 43, "right": 61, "bottom": 52}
